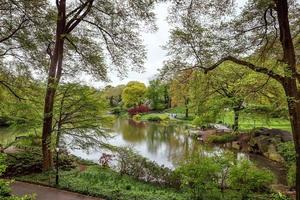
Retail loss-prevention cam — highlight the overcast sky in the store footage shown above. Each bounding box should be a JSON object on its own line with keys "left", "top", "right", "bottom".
{"left": 87, "top": 2, "right": 170, "bottom": 88}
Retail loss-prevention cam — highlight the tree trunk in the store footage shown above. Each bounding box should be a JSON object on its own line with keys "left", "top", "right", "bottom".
{"left": 185, "top": 98, "right": 189, "bottom": 118}
{"left": 275, "top": 1, "right": 299, "bottom": 199}
{"left": 283, "top": 81, "right": 300, "bottom": 200}
{"left": 233, "top": 108, "right": 240, "bottom": 131}
{"left": 42, "top": 0, "right": 66, "bottom": 171}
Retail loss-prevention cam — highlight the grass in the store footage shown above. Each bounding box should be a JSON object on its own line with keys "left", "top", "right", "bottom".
{"left": 17, "top": 165, "right": 187, "bottom": 200}
{"left": 154, "top": 107, "right": 291, "bottom": 132}
{"left": 140, "top": 113, "right": 170, "bottom": 121}
{"left": 219, "top": 111, "right": 291, "bottom": 132}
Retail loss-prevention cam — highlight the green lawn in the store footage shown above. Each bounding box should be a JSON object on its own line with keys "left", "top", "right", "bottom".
{"left": 154, "top": 107, "right": 292, "bottom": 131}
{"left": 219, "top": 112, "right": 291, "bottom": 132}
{"left": 17, "top": 165, "right": 187, "bottom": 200}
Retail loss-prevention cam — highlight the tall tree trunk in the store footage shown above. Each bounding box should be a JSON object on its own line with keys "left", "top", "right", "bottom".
{"left": 275, "top": 0, "right": 299, "bottom": 199}
{"left": 42, "top": 0, "right": 66, "bottom": 171}
{"left": 284, "top": 82, "right": 300, "bottom": 200}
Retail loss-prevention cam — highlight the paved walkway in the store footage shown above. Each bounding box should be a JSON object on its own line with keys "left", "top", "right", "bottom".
{"left": 11, "top": 181, "right": 104, "bottom": 200}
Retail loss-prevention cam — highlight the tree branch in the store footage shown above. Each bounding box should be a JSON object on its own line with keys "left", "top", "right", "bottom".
{"left": 204, "top": 56, "right": 285, "bottom": 83}
{"left": 66, "top": 0, "right": 94, "bottom": 34}
{"left": 0, "top": 18, "right": 27, "bottom": 43}
{"left": 0, "top": 80, "right": 25, "bottom": 100}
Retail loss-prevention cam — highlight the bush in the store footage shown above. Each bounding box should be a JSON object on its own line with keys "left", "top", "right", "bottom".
{"left": 115, "top": 147, "right": 180, "bottom": 188}
{"left": 192, "top": 114, "right": 216, "bottom": 127}
{"left": 277, "top": 142, "right": 296, "bottom": 164}
{"left": 0, "top": 153, "right": 34, "bottom": 200}
{"left": 128, "top": 105, "right": 150, "bottom": 116}
{"left": 229, "top": 159, "right": 274, "bottom": 199}
{"left": 4, "top": 149, "right": 76, "bottom": 177}
{"left": 174, "top": 155, "right": 223, "bottom": 200}
{"left": 175, "top": 152, "right": 275, "bottom": 200}
{"left": 132, "top": 114, "right": 141, "bottom": 121}
{"left": 287, "top": 164, "right": 296, "bottom": 189}
{"left": 146, "top": 115, "right": 162, "bottom": 122}
{"left": 206, "top": 134, "right": 237, "bottom": 144}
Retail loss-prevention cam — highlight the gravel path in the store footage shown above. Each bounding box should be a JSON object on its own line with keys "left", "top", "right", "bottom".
{"left": 11, "top": 181, "right": 104, "bottom": 200}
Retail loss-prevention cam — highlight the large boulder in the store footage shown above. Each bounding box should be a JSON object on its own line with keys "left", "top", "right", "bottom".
{"left": 248, "top": 128, "right": 291, "bottom": 162}
{"left": 251, "top": 128, "right": 292, "bottom": 142}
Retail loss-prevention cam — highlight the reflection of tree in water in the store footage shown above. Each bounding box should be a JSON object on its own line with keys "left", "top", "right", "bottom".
{"left": 116, "top": 119, "right": 147, "bottom": 143}
{"left": 112, "top": 118, "right": 220, "bottom": 167}
{"left": 146, "top": 124, "right": 173, "bottom": 154}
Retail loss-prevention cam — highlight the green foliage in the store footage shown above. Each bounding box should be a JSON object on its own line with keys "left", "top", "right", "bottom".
{"left": 229, "top": 159, "right": 274, "bottom": 199}
{"left": 4, "top": 149, "right": 76, "bottom": 177}
{"left": 19, "top": 166, "right": 186, "bottom": 200}
{"left": 175, "top": 152, "right": 274, "bottom": 200}
{"left": 140, "top": 113, "right": 169, "bottom": 122}
{"left": 288, "top": 164, "right": 296, "bottom": 188}
{"left": 114, "top": 147, "right": 179, "bottom": 187}
{"left": 146, "top": 79, "right": 169, "bottom": 110}
{"left": 122, "top": 82, "right": 147, "bottom": 108}
{"left": 192, "top": 112, "right": 217, "bottom": 127}
{"left": 271, "top": 193, "right": 291, "bottom": 200}
{"left": 54, "top": 83, "right": 112, "bottom": 149}
{"left": 175, "top": 155, "right": 223, "bottom": 200}
{"left": 277, "top": 142, "right": 296, "bottom": 164}
{"left": 0, "top": 153, "right": 34, "bottom": 200}
{"left": 132, "top": 114, "right": 141, "bottom": 121}
{"left": 206, "top": 133, "right": 237, "bottom": 144}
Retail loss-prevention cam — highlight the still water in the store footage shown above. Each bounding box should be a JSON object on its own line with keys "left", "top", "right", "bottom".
{"left": 0, "top": 118, "right": 287, "bottom": 184}
{"left": 69, "top": 118, "right": 287, "bottom": 184}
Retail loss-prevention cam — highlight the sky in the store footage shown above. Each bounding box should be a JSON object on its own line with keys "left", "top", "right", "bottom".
{"left": 90, "top": 2, "right": 171, "bottom": 88}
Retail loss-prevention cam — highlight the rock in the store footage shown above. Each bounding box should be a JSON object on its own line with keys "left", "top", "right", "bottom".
{"left": 252, "top": 128, "right": 292, "bottom": 142}
{"left": 232, "top": 141, "right": 240, "bottom": 150}
{"left": 249, "top": 128, "right": 289, "bottom": 162}
{"left": 264, "top": 144, "right": 285, "bottom": 163}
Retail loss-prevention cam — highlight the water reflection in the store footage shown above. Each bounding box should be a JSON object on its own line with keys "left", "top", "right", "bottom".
{"left": 70, "top": 118, "right": 223, "bottom": 168}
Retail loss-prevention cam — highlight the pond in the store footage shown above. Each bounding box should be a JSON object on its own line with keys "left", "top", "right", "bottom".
{"left": 0, "top": 118, "right": 287, "bottom": 185}
{"left": 68, "top": 118, "right": 287, "bottom": 185}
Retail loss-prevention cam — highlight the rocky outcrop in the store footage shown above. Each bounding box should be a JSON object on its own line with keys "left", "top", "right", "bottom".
{"left": 231, "top": 128, "right": 292, "bottom": 163}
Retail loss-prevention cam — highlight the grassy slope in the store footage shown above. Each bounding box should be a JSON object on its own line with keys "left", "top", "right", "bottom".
{"left": 17, "top": 165, "right": 187, "bottom": 200}
{"left": 143, "top": 106, "right": 291, "bottom": 132}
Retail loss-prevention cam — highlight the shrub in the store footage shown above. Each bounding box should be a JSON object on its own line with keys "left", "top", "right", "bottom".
{"left": 229, "top": 159, "right": 274, "bottom": 199}
{"left": 277, "top": 142, "right": 296, "bottom": 164}
{"left": 271, "top": 192, "right": 291, "bottom": 200}
{"left": 206, "top": 134, "right": 237, "bottom": 144}
{"left": 192, "top": 114, "right": 216, "bottom": 127}
{"left": 4, "top": 149, "right": 76, "bottom": 177}
{"left": 114, "top": 147, "right": 180, "bottom": 188}
{"left": 287, "top": 164, "right": 296, "bottom": 189}
{"left": 0, "top": 153, "right": 34, "bottom": 200}
{"left": 146, "top": 115, "right": 162, "bottom": 122}
{"left": 175, "top": 155, "right": 223, "bottom": 200}
{"left": 132, "top": 114, "right": 141, "bottom": 121}
{"left": 128, "top": 105, "right": 150, "bottom": 116}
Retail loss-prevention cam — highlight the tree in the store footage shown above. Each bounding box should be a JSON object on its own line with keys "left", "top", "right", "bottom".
{"left": 122, "top": 81, "right": 147, "bottom": 108}
{"left": 166, "top": 0, "right": 300, "bottom": 198}
{"left": 147, "top": 79, "right": 169, "bottom": 110}
{"left": 35, "top": 0, "right": 159, "bottom": 170}
{"left": 104, "top": 85, "right": 125, "bottom": 107}
{"left": 209, "top": 63, "right": 283, "bottom": 131}
{"left": 169, "top": 70, "right": 192, "bottom": 118}
{"left": 53, "top": 83, "right": 112, "bottom": 150}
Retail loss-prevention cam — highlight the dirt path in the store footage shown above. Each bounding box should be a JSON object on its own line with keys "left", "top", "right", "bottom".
{"left": 11, "top": 181, "right": 104, "bottom": 200}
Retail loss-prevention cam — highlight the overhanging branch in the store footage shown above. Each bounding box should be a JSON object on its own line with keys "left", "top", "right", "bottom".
{"left": 204, "top": 56, "right": 285, "bottom": 83}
